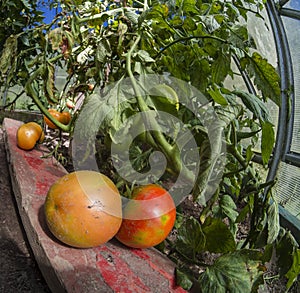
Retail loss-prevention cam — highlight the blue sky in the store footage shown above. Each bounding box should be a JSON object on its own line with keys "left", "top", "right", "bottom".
{"left": 38, "top": 3, "right": 61, "bottom": 24}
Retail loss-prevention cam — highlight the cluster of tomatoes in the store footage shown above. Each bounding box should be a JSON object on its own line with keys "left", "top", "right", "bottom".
{"left": 16, "top": 112, "right": 176, "bottom": 249}
{"left": 16, "top": 108, "right": 71, "bottom": 151}
{"left": 44, "top": 171, "right": 176, "bottom": 249}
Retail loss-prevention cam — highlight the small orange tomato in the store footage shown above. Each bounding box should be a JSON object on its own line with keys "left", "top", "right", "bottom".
{"left": 44, "top": 109, "right": 71, "bottom": 129}
{"left": 88, "top": 84, "right": 94, "bottom": 91}
{"left": 60, "top": 111, "right": 71, "bottom": 125}
{"left": 17, "top": 122, "right": 45, "bottom": 150}
{"left": 44, "top": 109, "right": 61, "bottom": 129}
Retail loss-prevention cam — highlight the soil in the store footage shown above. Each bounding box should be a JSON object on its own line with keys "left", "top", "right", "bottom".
{"left": 0, "top": 128, "right": 50, "bottom": 293}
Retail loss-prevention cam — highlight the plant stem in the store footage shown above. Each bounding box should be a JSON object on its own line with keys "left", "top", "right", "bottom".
{"left": 126, "top": 36, "right": 172, "bottom": 155}
{"left": 126, "top": 34, "right": 195, "bottom": 183}
{"left": 154, "top": 35, "right": 228, "bottom": 59}
{"left": 199, "top": 187, "right": 220, "bottom": 223}
{"left": 227, "top": 144, "right": 248, "bottom": 169}
{"left": 25, "top": 67, "right": 71, "bottom": 132}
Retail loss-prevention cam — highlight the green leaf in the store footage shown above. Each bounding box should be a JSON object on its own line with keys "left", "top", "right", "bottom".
{"left": 148, "top": 83, "right": 180, "bottom": 114}
{"left": 177, "top": 0, "right": 199, "bottom": 14}
{"left": 211, "top": 52, "right": 231, "bottom": 84}
{"left": 199, "top": 249, "right": 265, "bottom": 293}
{"left": 20, "top": 0, "right": 31, "bottom": 9}
{"left": 233, "top": 90, "right": 270, "bottom": 122}
{"left": 176, "top": 217, "right": 206, "bottom": 256}
{"left": 134, "top": 50, "right": 155, "bottom": 63}
{"left": 73, "top": 79, "right": 129, "bottom": 159}
{"left": 183, "top": 16, "right": 197, "bottom": 31}
{"left": 96, "top": 39, "right": 111, "bottom": 63}
{"left": 175, "top": 268, "right": 194, "bottom": 291}
{"left": 202, "top": 217, "right": 236, "bottom": 253}
{"left": 241, "top": 52, "right": 281, "bottom": 106}
{"left": 261, "top": 121, "right": 275, "bottom": 166}
{"left": 42, "top": 62, "right": 57, "bottom": 104}
{"left": 125, "top": 10, "right": 139, "bottom": 25}
{"left": 228, "top": 24, "right": 252, "bottom": 49}
{"left": 285, "top": 249, "right": 300, "bottom": 291}
{"left": 266, "top": 199, "right": 280, "bottom": 244}
{"left": 219, "top": 194, "right": 239, "bottom": 223}
{"left": 207, "top": 86, "right": 228, "bottom": 106}
{"left": 0, "top": 35, "right": 18, "bottom": 74}
{"left": 235, "top": 204, "right": 250, "bottom": 223}
{"left": 213, "top": 194, "right": 239, "bottom": 235}
{"left": 276, "top": 230, "right": 299, "bottom": 277}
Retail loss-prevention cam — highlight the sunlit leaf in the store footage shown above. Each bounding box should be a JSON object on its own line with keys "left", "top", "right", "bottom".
{"left": 240, "top": 52, "right": 281, "bottom": 106}
{"left": 20, "top": 0, "right": 31, "bottom": 9}
{"left": 266, "top": 199, "right": 280, "bottom": 243}
{"left": 48, "top": 28, "right": 63, "bottom": 50}
{"left": 134, "top": 50, "right": 155, "bottom": 63}
{"left": 0, "top": 35, "right": 18, "bottom": 74}
{"left": 176, "top": 0, "right": 199, "bottom": 14}
{"left": 207, "top": 86, "right": 228, "bottom": 106}
{"left": 261, "top": 121, "right": 275, "bottom": 166}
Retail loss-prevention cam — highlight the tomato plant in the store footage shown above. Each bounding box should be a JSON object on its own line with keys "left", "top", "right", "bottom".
{"left": 16, "top": 122, "right": 45, "bottom": 151}
{"left": 44, "top": 170, "right": 122, "bottom": 248}
{"left": 1, "top": 0, "right": 300, "bottom": 292}
{"left": 116, "top": 184, "right": 176, "bottom": 249}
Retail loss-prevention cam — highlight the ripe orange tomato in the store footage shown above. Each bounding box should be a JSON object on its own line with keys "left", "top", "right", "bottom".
{"left": 16, "top": 122, "right": 45, "bottom": 150}
{"left": 44, "top": 109, "right": 71, "bottom": 129}
{"left": 44, "top": 170, "right": 122, "bottom": 248}
{"left": 26, "top": 122, "right": 45, "bottom": 143}
{"left": 60, "top": 111, "right": 71, "bottom": 125}
{"left": 116, "top": 184, "right": 176, "bottom": 249}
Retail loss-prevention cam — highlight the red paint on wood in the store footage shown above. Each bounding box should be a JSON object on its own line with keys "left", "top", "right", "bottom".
{"left": 132, "top": 249, "right": 186, "bottom": 292}
{"left": 96, "top": 246, "right": 151, "bottom": 293}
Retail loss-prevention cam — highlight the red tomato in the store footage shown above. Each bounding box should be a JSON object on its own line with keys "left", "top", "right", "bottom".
{"left": 116, "top": 184, "right": 176, "bottom": 249}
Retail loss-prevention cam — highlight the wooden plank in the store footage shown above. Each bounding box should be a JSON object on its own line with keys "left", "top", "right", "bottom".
{"left": 3, "top": 117, "right": 185, "bottom": 293}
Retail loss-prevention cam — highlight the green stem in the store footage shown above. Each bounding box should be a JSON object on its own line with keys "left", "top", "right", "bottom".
{"left": 227, "top": 143, "right": 248, "bottom": 169}
{"left": 25, "top": 67, "right": 71, "bottom": 132}
{"left": 126, "top": 34, "right": 194, "bottom": 183}
{"left": 126, "top": 35, "right": 173, "bottom": 152}
{"left": 154, "top": 35, "right": 228, "bottom": 59}
{"left": 199, "top": 187, "right": 220, "bottom": 223}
